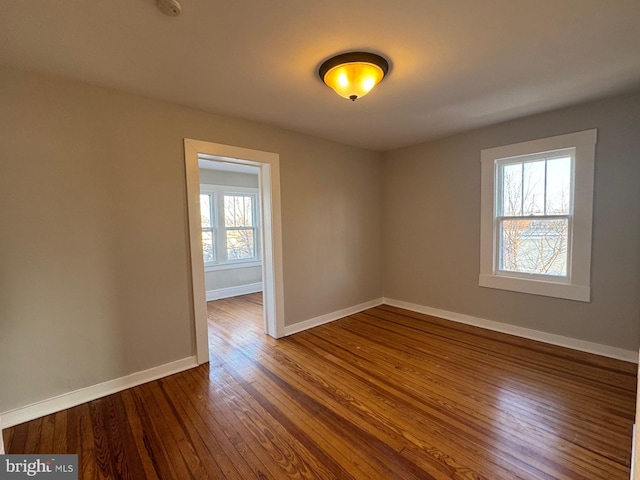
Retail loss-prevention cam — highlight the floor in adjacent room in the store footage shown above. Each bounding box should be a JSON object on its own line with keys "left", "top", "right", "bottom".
{"left": 3, "top": 293, "right": 637, "bottom": 479}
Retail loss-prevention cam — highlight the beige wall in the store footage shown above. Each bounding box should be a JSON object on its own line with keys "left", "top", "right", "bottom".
{"left": 382, "top": 90, "right": 640, "bottom": 351}
{"left": 199, "top": 169, "right": 262, "bottom": 292}
{"left": 0, "top": 66, "right": 383, "bottom": 413}
{"left": 207, "top": 266, "right": 262, "bottom": 291}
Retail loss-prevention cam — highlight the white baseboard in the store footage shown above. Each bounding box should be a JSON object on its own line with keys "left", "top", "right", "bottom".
{"left": 383, "top": 298, "right": 638, "bottom": 363}
{"left": 0, "top": 356, "right": 198, "bottom": 430}
{"left": 206, "top": 282, "right": 263, "bottom": 301}
{"left": 283, "top": 298, "right": 384, "bottom": 336}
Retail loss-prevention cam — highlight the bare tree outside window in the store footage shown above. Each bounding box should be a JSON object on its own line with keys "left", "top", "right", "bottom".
{"left": 498, "top": 154, "right": 572, "bottom": 277}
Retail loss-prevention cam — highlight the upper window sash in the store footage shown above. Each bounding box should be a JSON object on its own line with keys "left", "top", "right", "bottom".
{"left": 495, "top": 149, "right": 575, "bottom": 219}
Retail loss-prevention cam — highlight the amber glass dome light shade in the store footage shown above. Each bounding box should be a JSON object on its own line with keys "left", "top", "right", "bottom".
{"left": 319, "top": 52, "right": 389, "bottom": 101}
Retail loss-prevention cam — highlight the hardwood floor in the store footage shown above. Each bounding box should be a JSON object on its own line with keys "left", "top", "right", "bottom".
{"left": 3, "top": 293, "right": 637, "bottom": 479}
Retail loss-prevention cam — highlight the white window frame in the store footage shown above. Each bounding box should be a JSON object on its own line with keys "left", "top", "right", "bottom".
{"left": 479, "top": 129, "right": 596, "bottom": 302}
{"left": 494, "top": 149, "right": 574, "bottom": 282}
{"left": 200, "top": 184, "right": 261, "bottom": 272}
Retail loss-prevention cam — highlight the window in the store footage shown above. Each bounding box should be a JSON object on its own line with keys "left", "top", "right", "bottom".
{"left": 497, "top": 151, "right": 572, "bottom": 278}
{"left": 223, "top": 194, "right": 257, "bottom": 261}
{"left": 200, "top": 185, "right": 260, "bottom": 269}
{"left": 479, "top": 130, "right": 596, "bottom": 301}
{"left": 200, "top": 193, "right": 216, "bottom": 263}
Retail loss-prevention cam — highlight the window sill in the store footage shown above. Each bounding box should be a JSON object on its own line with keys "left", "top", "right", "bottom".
{"left": 479, "top": 274, "right": 590, "bottom": 302}
{"left": 205, "top": 261, "right": 262, "bottom": 273}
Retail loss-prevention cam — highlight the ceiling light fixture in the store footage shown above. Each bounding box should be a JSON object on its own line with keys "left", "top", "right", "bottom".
{"left": 318, "top": 52, "right": 389, "bottom": 101}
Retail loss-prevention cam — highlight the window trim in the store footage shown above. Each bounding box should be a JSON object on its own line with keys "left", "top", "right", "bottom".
{"left": 200, "top": 184, "right": 261, "bottom": 268}
{"left": 479, "top": 129, "right": 596, "bottom": 302}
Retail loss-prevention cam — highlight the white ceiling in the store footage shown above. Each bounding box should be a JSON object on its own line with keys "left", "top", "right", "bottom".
{"left": 2, "top": 0, "right": 639, "bottom": 151}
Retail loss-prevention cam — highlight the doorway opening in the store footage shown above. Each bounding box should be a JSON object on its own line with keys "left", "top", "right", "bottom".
{"left": 184, "top": 139, "right": 285, "bottom": 364}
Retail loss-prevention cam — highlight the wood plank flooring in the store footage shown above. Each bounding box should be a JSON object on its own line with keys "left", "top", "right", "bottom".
{"left": 3, "top": 293, "right": 637, "bottom": 479}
